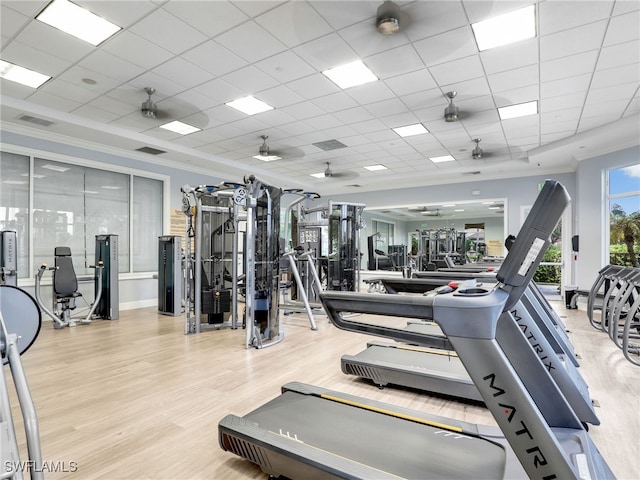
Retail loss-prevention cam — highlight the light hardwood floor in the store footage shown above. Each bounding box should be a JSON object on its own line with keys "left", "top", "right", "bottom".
{"left": 6, "top": 297, "right": 639, "bottom": 479}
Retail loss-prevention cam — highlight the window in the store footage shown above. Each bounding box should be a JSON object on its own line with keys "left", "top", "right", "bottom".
{"left": 0, "top": 152, "right": 29, "bottom": 276}
{"left": 0, "top": 150, "right": 164, "bottom": 279}
{"left": 607, "top": 164, "right": 640, "bottom": 267}
{"left": 371, "top": 219, "right": 395, "bottom": 253}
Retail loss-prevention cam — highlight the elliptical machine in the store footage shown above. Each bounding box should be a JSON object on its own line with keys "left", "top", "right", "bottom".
{"left": 34, "top": 246, "right": 104, "bottom": 329}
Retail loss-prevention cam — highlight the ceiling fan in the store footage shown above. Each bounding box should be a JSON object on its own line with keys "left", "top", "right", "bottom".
{"left": 322, "top": 162, "right": 359, "bottom": 180}
{"left": 472, "top": 138, "right": 495, "bottom": 159}
{"left": 141, "top": 87, "right": 158, "bottom": 119}
{"left": 253, "top": 135, "right": 283, "bottom": 161}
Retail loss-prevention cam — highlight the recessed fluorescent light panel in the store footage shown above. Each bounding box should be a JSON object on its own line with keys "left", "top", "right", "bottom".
{"left": 253, "top": 154, "right": 282, "bottom": 162}
{"left": 322, "top": 60, "right": 378, "bottom": 89}
{"left": 392, "top": 124, "right": 428, "bottom": 137}
{"left": 36, "top": 0, "right": 121, "bottom": 46}
{"left": 429, "top": 155, "right": 455, "bottom": 163}
{"left": 0, "top": 60, "right": 51, "bottom": 88}
{"left": 41, "top": 164, "right": 70, "bottom": 172}
{"left": 226, "top": 95, "right": 274, "bottom": 115}
{"left": 498, "top": 100, "right": 538, "bottom": 120}
{"left": 310, "top": 172, "right": 326, "bottom": 179}
{"left": 472, "top": 5, "right": 536, "bottom": 51}
{"left": 488, "top": 206, "right": 501, "bottom": 210}
{"left": 159, "top": 121, "right": 201, "bottom": 135}
{"left": 364, "top": 164, "right": 387, "bottom": 171}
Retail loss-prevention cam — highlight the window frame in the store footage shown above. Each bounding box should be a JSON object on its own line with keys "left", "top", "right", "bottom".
{"left": 1, "top": 145, "right": 169, "bottom": 283}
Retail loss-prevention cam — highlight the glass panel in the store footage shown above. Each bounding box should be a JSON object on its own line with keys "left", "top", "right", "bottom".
{"left": 0, "top": 152, "right": 29, "bottom": 278}
{"left": 609, "top": 165, "right": 640, "bottom": 195}
{"left": 132, "top": 176, "right": 162, "bottom": 272}
{"left": 609, "top": 194, "right": 640, "bottom": 266}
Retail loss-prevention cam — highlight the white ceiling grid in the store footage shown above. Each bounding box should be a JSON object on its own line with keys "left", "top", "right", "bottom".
{"left": 0, "top": 0, "right": 638, "bottom": 195}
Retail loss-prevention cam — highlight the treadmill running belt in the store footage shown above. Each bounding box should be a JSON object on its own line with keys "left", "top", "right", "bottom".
{"left": 237, "top": 391, "right": 506, "bottom": 479}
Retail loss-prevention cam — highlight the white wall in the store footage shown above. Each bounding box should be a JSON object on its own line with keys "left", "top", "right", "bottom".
{"left": 575, "top": 145, "right": 640, "bottom": 288}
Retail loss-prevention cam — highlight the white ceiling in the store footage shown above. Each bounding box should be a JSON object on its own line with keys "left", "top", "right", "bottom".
{"left": 1, "top": 0, "right": 639, "bottom": 197}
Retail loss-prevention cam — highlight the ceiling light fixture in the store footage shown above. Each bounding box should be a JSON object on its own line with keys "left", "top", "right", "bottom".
{"left": 472, "top": 4, "right": 536, "bottom": 51}
{"left": 159, "top": 121, "right": 201, "bottom": 135}
{"left": 364, "top": 164, "right": 387, "bottom": 171}
{"left": 392, "top": 123, "right": 428, "bottom": 137}
{"left": 310, "top": 172, "right": 325, "bottom": 179}
{"left": 498, "top": 100, "right": 538, "bottom": 120}
{"left": 322, "top": 60, "right": 378, "bottom": 89}
{"left": 226, "top": 95, "right": 274, "bottom": 115}
{"left": 0, "top": 60, "right": 51, "bottom": 88}
{"left": 376, "top": 1, "right": 401, "bottom": 35}
{"left": 141, "top": 87, "right": 157, "bottom": 119}
{"left": 36, "top": 0, "right": 121, "bottom": 46}
{"left": 429, "top": 155, "right": 455, "bottom": 163}
{"left": 444, "top": 91, "right": 459, "bottom": 122}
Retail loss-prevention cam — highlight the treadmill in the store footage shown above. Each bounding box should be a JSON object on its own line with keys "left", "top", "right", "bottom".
{"left": 218, "top": 180, "right": 614, "bottom": 480}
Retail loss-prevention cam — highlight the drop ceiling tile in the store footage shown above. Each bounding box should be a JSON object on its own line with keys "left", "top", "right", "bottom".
{"left": 413, "top": 26, "right": 478, "bottom": 67}
{"left": 364, "top": 98, "right": 409, "bottom": 118}
{"left": 181, "top": 40, "right": 248, "bottom": 77}
{"left": 578, "top": 111, "right": 623, "bottom": 130}
{"left": 311, "top": 1, "right": 377, "bottom": 30}
{"left": 201, "top": 104, "right": 247, "bottom": 125}
{"left": 2, "top": 1, "right": 47, "bottom": 17}
{"left": 333, "top": 106, "right": 375, "bottom": 124}
{"left": 256, "top": 1, "right": 333, "bottom": 47}
{"left": 254, "top": 51, "right": 317, "bottom": 83}
{"left": 72, "top": 104, "right": 121, "bottom": 123}
{"left": 28, "top": 89, "right": 82, "bottom": 112}
{"left": 304, "top": 114, "right": 343, "bottom": 130}
{"left": 403, "top": 1, "right": 468, "bottom": 42}
{"left": 540, "top": 92, "right": 587, "bottom": 112}
{"left": 280, "top": 101, "right": 326, "bottom": 120}
{"left": 493, "top": 84, "right": 539, "bottom": 107}
{"left": 339, "top": 134, "right": 376, "bottom": 147}
{"left": 623, "top": 96, "right": 640, "bottom": 116}
{"left": 461, "top": 108, "right": 502, "bottom": 127}
{"left": 286, "top": 73, "right": 341, "bottom": 100}
{"left": 162, "top": 0, "right": 248, "bottom": 37}
{"left": 337, "top": 18, "right": 411, "bottom": 58}
{"left": 463, "top": 0, "right": 534, "bottom": 23}
{"left": 216, "top": 21, "right": 287, "bottom": 63}
{"left": 78, "top": 0, "right": 158, "bottom": 27}
{"left": 233, "top": 1, "right": 286, "bottom": 17}
{"left": 152, "top": 57, "right": 213, "bottom": 89}
{"left": 128, "top": 8, "right": 208, "bottom": 55}
{"left": 277, "top": 121, "right": 316, "bottom": 136}
{"left": 612, "top": 0, "right": 640, "bottom": 15}
{"left": 540, "top": 50, "right": 599, "bottom": 82}
{"left": 257, "top": 85, "right": 305, "bottom": 108}
{"left": 79, "top": 50, "right": 146, "bottom": 83}
{"left": 538, "top": 0, "right": 614, "bottom": 36}
{"left": 1, "top": 40, "right": 72, "bottom": 77}
{"left": 540, "top": 74, "right": 592, "bottom": 98}
{"left": 378, "top": 111, "right": 420, "bottom": 129}
{"left": 604, "top": 10, "right": 640, "bottom": 46}
{"left": 429, "top": 55, "right": 484, "bottom": 85}
{"left": 586, "top": 81, "right": 639, "bottom": 104}
{"left": 596, "top": 40, "right": 640, "bottom": 70}
{"left": 88, "top": 93, "right": 138, "bottom": 117}
{"left": 350, "top": 118, "right": 388, "bottom": 134}
{"left": 14, "top": 21, "right": 94, "bottom": 64}
{"left": 102, "top": 31, "right": 173, "bottom": 70}
{"left": 590, "top": 63, "right": 640, "bottom": 89}
{"left": 384, "top": 69, "right": 438, "bottom": 96}
{"left": 413, "top": 104, "right": 448, "bottom": 123}
{"left": 540, "top": 21, "right": 608, "bottom": 62}
{"left": 400, "top": 88, "right": 445, "bottom": 111}
{"left": 488, "top": 64, "right": 539, "bottom": 93}
{"left": 221, "top": 65, "right": 279, "bottom": 94}
{"left": 292, "top": 33, "right": 357, "bottom": 71}
{"left": 311, "top": 92, "right": 359, "bottom": 113}
{"left": 192, "top": 78, "right": 245, "bottom": 104}
{"left": 364, "top": 44, "right": 424, "bottom": 79}
{"left": 480, "top": 37, "right": 538, "bottom": 75}
{"left": 127, "top": 71, "right": 186, "bottom": 99}
{"left": 39, "top": 78, "right": 101, "bottom": 104}
{"left": 345, "top": 81, "right": 396, "bottom": 105}
{"left": 1, "top": 5, "right": 28, "bottom": 38}
{"left": 260, "top": 109, "right": 295, "bottom": 127}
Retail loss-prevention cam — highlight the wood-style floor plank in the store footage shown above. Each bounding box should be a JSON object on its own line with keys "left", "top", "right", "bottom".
{"left": 5, "top": 298, "right": 639, "bottom": 479}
